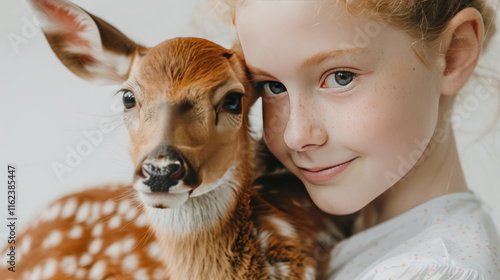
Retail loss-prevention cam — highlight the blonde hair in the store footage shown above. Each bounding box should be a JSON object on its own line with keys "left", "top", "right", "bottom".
{"left": 215, "top": 0, "right": 497, "bottom": 51}
{"left": 348, "top": 1, "right": 495, "bottom": 47}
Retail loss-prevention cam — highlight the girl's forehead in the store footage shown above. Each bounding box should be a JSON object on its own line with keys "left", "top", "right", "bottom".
{"left": 235, "top": 1, "right": 408, "bottom": 71}
{"left": 235, "top": 1, "right": 391, "bottom": 46}
{"left": 236, "top": 1, "right": 349, "bottom": 27}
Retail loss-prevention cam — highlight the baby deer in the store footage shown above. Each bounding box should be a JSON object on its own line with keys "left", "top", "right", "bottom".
{"left": 3, "top": 0, "right": 349, "bottom": 279}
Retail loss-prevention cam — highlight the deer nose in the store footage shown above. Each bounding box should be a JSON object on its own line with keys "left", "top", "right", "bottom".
{"left": 141, "top": 146, "right": 187, "bottom": 193}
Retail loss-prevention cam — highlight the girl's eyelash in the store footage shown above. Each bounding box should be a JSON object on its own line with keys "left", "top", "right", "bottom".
{"left": 320, "top": 69, "right": 358, "bottom": 91}
{"left": 252, "top": 81, "right": 288, "bottom": 97}
{"left": 252, "top": 81, "right": 273, "bottom": 92}
{"left": 321, "top": 68, "right": 357, "bottom": 82}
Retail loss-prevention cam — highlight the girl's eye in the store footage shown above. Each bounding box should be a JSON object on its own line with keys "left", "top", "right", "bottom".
{"left": 323, "top": 71, "right": 356, "bottom": 88}
{"left": 222, "top": 92, "right": 242, "bottom": 114}
{"left": 121, "top": 90, "right": 136, "bottom": 109}
{"left": 262, "top": 81, "right": 287, "bottom": 95}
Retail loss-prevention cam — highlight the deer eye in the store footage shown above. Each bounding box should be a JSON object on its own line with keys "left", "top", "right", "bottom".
{"left": 121, "top": 90, "right": 136, "bottom": 109}
{"left": 222, "top": 92, "right": 242, "bottom": 114}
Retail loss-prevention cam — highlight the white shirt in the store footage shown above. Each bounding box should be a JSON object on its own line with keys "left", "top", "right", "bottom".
{"left": 329, "top": 192, "right": 500, "bottom": 280}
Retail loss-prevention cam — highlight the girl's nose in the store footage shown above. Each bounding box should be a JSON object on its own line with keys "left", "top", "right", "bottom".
{"left": 283, "top": 97, "right": 327, "bottom": 152}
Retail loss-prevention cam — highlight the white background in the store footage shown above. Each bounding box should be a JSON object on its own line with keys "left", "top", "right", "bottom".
{"left": 0, "top": 0, "right": 499, "bottom": 243}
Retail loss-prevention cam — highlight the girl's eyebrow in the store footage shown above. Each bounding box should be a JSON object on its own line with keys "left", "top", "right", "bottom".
{"left": 300, "top": 47, "right": 367, "bottom": 69}
{"left": 247, "top": 47, "right": 368, "bottom": 78}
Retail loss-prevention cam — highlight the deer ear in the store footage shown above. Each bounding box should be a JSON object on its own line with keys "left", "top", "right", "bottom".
{"left": 229, "top": 41, "right": 260, "bottom": 105}
{"left": 28, "top": 0, "right": 145, "bottom": 84}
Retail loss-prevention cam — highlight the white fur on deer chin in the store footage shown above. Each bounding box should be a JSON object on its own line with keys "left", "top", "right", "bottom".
{"left": 138, "top": 191, "right": 190, "bottom": 209}
{"left": 143, "top": 163, "right": 239, "bottom": 233}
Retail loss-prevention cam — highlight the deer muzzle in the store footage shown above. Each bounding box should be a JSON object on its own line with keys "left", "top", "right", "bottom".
{"left": 139, "top": 145, "right": 198, "bottom": 194}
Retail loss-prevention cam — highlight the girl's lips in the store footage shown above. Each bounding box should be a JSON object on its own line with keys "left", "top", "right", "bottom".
{"left": 298, "top": 157, "right": 357, "bottom": 184}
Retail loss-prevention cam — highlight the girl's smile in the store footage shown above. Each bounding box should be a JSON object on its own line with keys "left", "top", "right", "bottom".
{"left": 297, "top": 157, "right": 358, "bottom": 184}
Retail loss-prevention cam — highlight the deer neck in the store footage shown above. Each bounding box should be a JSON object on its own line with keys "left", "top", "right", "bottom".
{"left": 146, "top": 161, "right": 261, "bottom": 279}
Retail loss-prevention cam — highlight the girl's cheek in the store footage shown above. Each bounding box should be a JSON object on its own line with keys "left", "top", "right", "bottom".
{"left": 262, "top": 98, "right": 289, "bottom": 148}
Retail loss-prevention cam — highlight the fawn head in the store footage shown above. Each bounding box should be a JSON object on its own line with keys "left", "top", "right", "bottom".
{"left": 30, "top": 0, "right": 257, "bottom": 208}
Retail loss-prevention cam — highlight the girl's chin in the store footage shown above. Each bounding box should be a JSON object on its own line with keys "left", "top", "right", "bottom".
{"left": 304, "top": 179, "right": 382, "bottom": 216}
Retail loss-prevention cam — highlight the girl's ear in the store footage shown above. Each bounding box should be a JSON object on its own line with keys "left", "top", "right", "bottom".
{"left": 440, "top": 8, "right": 485, "bottom": 96}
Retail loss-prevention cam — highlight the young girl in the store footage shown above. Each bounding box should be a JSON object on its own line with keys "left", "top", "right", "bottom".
{"left": 222, "top": 0, "right": 500, "bottom": 278}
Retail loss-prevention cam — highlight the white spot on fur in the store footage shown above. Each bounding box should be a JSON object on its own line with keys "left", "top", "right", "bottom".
{"left": 316, "top": 230, "right": 336, "bottom": 249}
{"left": 105, "top": 241, "right": 122, "bottom": 259}
{"left": 61, "top": 198, "right": 78, "bottom": 218}
{"left": 258, "top": 230, "right": 271, "bottom": 253}
{"left": 42, "top": 202, "right": 62, "bottom": 221}
{"left": 134, "top": 268, "right": 149, "bottom": 280}
{"left": 42, "top": 230, "right": 62, "bottom": 248}
{"left": 87, "top": 202, "right": 101, "bottom": 223}
{"left": 323, "top": 218, "right": 344, "bottom": 240}
{"left": 30, "top": 266, "right": 42, "bottom": 280}
{"left": 75, "top": 201, "right": 91, "bottom": 222}
{"left": 21, "top": 235, "right": 32, "bottom": 254}
{"left": 147, "top": 242, "right": 162, "bottom": 260}
{"left": 122, "top": 237, "right": 136, "bottom": 253}
{"left": 134, "top": 214, "right": 147, "bottom": 227}
{"left": 268, "top": 216, "right": 296, "bottom": 238}
{"left": 267, "top": 262, "right": 278, "bottom": 279}
{"left": 68, "top": 225, "right": 83, "bottom": 239}
{"left": 42, "top": 258, "right": 57, "bottom": 278}
{"left": 105, "top": 238, "right": 136, "bottom": 259}
{"left": 0, "top": 254, "right": 6, "bottom": 268}
{"left": 124, "top": 207, "right": 138, "bottom": 221}
{"left": 61, "top": 256, "right": 77, "bottom": 275}
{"left": 270, "top": 167, "right": 289, "bottom": 175}
{"left": 102, "top": 200, "right": 116, "bottom": 215}
{"left": 79, "top": 253, "right": 92, "bottom": 266}
{"left": 291, "top": 198, "right": 312, "bottom": 208}
{"left": 118, "top": 200, "right": 131, "bottom": 214}
{"left": 108, "top": 215, "right": 122, "bottom": 229}
{"left": 88, "top": 238, "right": 103, "bottom": 254}
{"left": 304, "top": 265, "right": 316, "bottom": 280}
{"left": 122, "top": 254, "right": 139, "bottom": 272}
{"left": 153, "top": 268, "right": 166, "bottom": 280}
{"left": 16, "top": 252, "right": 23, "bottom": 264}
{"left": 88, "top": 260, "right": 106, "bottom": 279}
{"left": 75, "top": 268, "right": 86, "bottom": 279}
{"left": 92, "top": 223, "right": 104, "bottom": 237}
{"left": 276, "top": 262, "right": 290, "bottom": 278}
